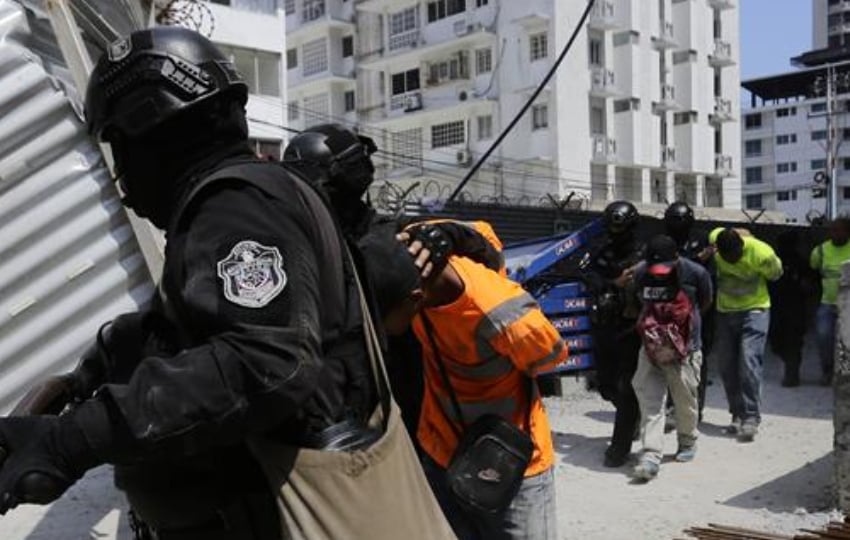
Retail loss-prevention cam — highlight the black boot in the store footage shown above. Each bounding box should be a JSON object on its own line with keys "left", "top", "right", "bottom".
{"left": 781, "top": 352, "right": 801, "bottom": 388}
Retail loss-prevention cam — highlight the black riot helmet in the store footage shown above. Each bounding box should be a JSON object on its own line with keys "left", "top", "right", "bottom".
{"left": 664, "top": 201, "right": 695, "bottom": 238}
{"left": 84, "top": 27, "right": 251, "bottom": 228}
{"left": 603, "top": 200, "right": 639, "bottom": 235}
{"left": 85, "top": 26, "right": 248, "bottom": 141}
{"left": 283, "top": 124, "right": 378, "bottom": 199}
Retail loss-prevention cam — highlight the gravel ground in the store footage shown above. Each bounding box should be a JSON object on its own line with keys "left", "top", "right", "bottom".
{"left": 0, "top": 347, "right": 840, "bottom": 540}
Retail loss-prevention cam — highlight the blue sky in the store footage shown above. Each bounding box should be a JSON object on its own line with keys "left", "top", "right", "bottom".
{"left": 740, "top": 0, "right": 812, "bottom": 80}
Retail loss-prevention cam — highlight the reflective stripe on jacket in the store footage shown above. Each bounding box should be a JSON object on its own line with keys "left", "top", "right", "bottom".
{"left": 412, "top": 256, "right": 567, "bottom": 476}
{"left": 714, "top": 236, "right": 782, "bottom": 312}
{"left": 810, "top": 240, "right": 850, "bottom": 305}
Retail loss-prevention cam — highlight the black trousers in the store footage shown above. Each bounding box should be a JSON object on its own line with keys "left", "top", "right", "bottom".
{"left": 594, "top": 326, "right": 641, "bottom": 453}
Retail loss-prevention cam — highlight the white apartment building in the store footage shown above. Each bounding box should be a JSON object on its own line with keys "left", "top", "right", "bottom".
{"left": 285, "top": 0, "right": 740, "bottom": 209}
{"left": 206, "top": 0, "right": 288, "bottom": 157}
{"left": 741, "top": 0, "right": 850, "bottom": 223}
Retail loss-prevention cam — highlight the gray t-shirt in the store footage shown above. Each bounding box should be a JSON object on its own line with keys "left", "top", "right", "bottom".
{"left": 633, "top": 258, "right": 713, "bottom": 351}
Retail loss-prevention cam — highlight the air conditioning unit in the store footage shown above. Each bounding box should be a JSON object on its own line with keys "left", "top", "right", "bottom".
{"left": 456, "top": 149, "right": 471, "bottom": 165}
{"left": 404, "top": 93, "right": 423, "bottom": 112}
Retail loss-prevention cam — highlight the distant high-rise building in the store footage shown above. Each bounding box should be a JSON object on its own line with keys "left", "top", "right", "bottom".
{"left": 740, "top": 0, "right": 850, "bottom": 223}
{"left": 285, "top": 0, "right": 742, "bottom": 210}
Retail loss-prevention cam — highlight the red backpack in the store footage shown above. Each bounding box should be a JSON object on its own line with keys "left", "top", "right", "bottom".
{"left": 636, "top": 289, "right": 693, "bottom": 365}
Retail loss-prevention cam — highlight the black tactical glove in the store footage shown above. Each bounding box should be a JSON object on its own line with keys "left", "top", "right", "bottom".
{"left": 407, "top": 223, "right": 453, "bottom": 277}
{"left": 0, "top": 414, "right": 99, "bottom": 513}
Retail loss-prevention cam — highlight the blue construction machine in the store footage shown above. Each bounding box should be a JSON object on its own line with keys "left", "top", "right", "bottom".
{"left": 502, "top": 218, "right": 607, "bottom": 375}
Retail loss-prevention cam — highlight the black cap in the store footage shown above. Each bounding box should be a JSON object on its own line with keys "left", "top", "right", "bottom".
{"left": 358, "top": 228, "right": 422, "bottom": 316}
{"left": 646, "top": 235, "right": 678, "bottom": 276}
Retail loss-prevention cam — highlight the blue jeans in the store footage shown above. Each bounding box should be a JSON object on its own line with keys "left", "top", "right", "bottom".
{"left": 421, "top": 454, "right": 557, "bottom": 540}
{"left": 714, "top": 310, "right": 770, "bottom": 424}
{"left": 816, "top": 303, "right": 838, "bottom": 376}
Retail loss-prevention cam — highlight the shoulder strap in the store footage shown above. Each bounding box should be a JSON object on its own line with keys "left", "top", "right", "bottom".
{"left": 421, "top": 312, "right": 533, "bottom": 435}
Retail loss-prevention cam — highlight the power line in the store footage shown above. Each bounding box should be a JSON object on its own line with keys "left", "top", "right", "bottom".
{"left": 448, "top": 0, "right": 596, "bottom": 201}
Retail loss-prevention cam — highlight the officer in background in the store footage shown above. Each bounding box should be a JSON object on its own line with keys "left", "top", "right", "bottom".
{"left": 0, "top": 27, "right": 400, "bottom": 538}
{"left": 663, "top": 202, "right": 714, "bottom": 420}
{"left": 283, "top": 125, "right": 505, "bottom": 438}
{"left": 582, "top": 201, "right": 644, "bottom": 467}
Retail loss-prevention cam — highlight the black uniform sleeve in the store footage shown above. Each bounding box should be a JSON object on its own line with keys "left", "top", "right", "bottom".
{"left": 76, "top": 183, "right": 325, "bottom": 460}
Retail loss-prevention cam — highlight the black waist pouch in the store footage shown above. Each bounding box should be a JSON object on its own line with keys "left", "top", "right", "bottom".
{"left": 446, "top": 413, "right": 533, "bottom": 515}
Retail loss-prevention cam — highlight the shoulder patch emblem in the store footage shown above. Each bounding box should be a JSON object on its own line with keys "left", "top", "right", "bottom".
{"left": 217, "top": 240, "right": 287, "bottom": 308}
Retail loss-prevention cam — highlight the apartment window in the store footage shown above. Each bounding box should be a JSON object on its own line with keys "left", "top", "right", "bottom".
{"left": 830, "top": 35, "right": 842, "bottom": 48}
{"left": 744, "top": 139, "right": 762, "bottom": 157}
{"left": 427, "top": 0, "right": 465, "bottom": 23}
{"left": 745, "top": 194, "right": 763, "bottom": 210}
{"left": 812, "top": 130, "right": 827, "bottom": 141}
{"left": 589, "top": 37, "right": 602, "bottom": 66}
{"left": 812, "top": 159, "right": 827, "bottom": 170}
{"left": 391, "top": 68, "right": 420, "bottom": 95}
{"left": 776, "top": 162, "right": 797, "bottom": 174}
{"left": 673, "top": 110, "right": 697, "bottom": 125}
{"left": 845, "top": 158, "right": 850, "bottom": 170}
{"left": 302, "top": 0, "right": 325, "bottom": 22}
{"left": 287, "top": 101, "right": 299, "bottom": 121}
{"left": 590, "top": 106, "right": 604, "bottom": 134}
{"left": 777, "top": 190, "right": 798, "bottom": 202}
{"left": 219, "top": 44, "right": 281, "bottom": 96}
{"left": 344, "top": 90, "right": 356, "bottom": 112}
{"left": 476, "top": 0, "right": 489, "bottom": 5}
{"left": 672, "top": 49, "right": 697, "bottom": 64}
{"left": 342, "top": 36, "right": 354, "bottom": 58}
{"left": 744, "top": 113, "right": 762, "bottom": 129}
{"left": 286, "top": 48, "right": 297, "bottom": 69}
{"left": 814, "top": 188, "right": 827, "bottom": 199}
{"left": 284, "top": 0, "right": 295, "bottom": 15}
{"left": 427, "top": 52, "right": 469, "bottom": 84}
{"left": 530, "top": 32, "right": 548, "bottom": 61}
{"left": 776, "top": 107, "right": 796, "bottom": 117}
{"left": 431, "top": 120, "right": 465, "bottom": 148}
{"left": 614, "top": 98, "right": 640, "bottom": 113}
{"left": 389, "top": 7, "right": 419, "bottom": 50}
{"left": 844, "top": 187, "right": 850, "bottom": 200}
{"left": 811, "top": 102, "right": 827, "bottom": 113}
{"left": 392, "top": 128, "right": 423, "bottom": 169}
{"left": 744, "top": 166, "right": 762, "bottom": 185}
{"left": 532, "top": 104, "right": 549, "bottom": 130}
{"left": 476, "top": 48, "right": 493, "bottom": 74}
{"left": 776, "top": 134, "right": 797, "bottom": 145}
{"left": 302, "top": 38, "right": 328, "bottom": 76}
{"left": 478, "top": 115, "right": 493, "bottom": 140}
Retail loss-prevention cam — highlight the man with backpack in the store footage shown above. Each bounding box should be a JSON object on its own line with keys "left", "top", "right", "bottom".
{"left": 631, "top": 235, "right": 713, "bottom": 482}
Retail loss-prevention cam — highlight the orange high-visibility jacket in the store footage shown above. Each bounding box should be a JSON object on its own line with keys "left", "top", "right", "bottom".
{"left": 412, "top": 256, "right": 567, "bottom": 477}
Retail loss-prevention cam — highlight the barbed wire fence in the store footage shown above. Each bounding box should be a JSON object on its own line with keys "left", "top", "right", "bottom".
{"left": 153, "top": 0, "right": 216, "bottom": 37}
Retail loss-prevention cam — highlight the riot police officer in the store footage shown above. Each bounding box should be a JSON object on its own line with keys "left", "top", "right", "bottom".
{"left": 663, "top": 202, "right": 714, "bottom": 420}
{"left": 0, "top": 27, "right": 397, "bottom": 538}
{"left": 583, "top": 201, "right": 644, "bottom": 467}
{"left": 283, "top": 124, "right": 504, "bottom": 440}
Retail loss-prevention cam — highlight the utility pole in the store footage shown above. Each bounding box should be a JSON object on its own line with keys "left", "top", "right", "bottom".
{"left": 813, "top": 64, "right": 850, "bottom": 220}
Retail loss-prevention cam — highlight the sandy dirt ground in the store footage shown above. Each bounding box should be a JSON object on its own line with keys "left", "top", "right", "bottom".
{"left": 0, "top": 347, "right": 840, "bottom": 540}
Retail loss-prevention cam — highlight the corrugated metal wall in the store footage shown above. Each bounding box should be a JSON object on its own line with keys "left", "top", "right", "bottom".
{"left": 0, "top": 2, "right": 153, "bottom": 413}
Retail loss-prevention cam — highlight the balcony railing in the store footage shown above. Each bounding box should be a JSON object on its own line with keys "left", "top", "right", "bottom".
{"left": 588, "top": 0, "right": 618, "bottom": 30}
{"left": 715, "top": 154, "right": 734, "bottom": 177}
{"left": 302, "top": 1, "right": 326, "bottom": 23}
{"left": 590, "top": 67, "right": 617, "bottom": 97}
{"left": 709, "top": 39, "right": 734, "bottom": 67}
{"left": 592, "top": 135, "right": 617, "bottom": 163}
{"left": 389, "top": 29, "right": 421, "bottom": 51}
{"left": 708, "top": 0, "right": 735, "bottom": 9}
{"left": 390, "top": 90, "right": 423, "bottom": 112}
{"left": 652, "top": 21, "right": 676, "bottom": 49}
{"left": 710, "top": 97, "right": 733, "bottom": 123}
